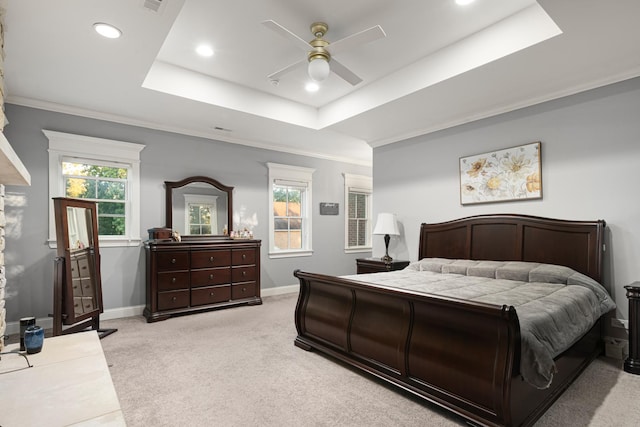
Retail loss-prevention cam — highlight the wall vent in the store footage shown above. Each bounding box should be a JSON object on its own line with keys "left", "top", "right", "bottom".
{"left": 143, "top": 0, "right": 165, "bottom": 13}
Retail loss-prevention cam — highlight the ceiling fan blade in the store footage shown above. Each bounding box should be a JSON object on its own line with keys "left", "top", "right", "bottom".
{"left": 261, "top": 20, "right": 311, "bottom": 52}
{"left": 328, "top": 25, "right": 386, "bottom": 55}
{"left": 267, "top": 59, "right": 306, "bottom": 81}
{"left": 330, "top": 59, "right": 362, "bottom": 86}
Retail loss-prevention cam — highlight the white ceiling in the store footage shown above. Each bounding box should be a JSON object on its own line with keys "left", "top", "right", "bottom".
{"left": 3, "top": 0, "right": 640, "bottom": 166}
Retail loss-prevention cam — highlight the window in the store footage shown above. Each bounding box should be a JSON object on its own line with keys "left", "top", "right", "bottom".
{"left": 344, "top": 174, "right": 373, "bottom": 253}
{"left": 46, "top": 130, "right": 145, "bottom": 247}
{"left": 268, "top": 163, "right": 314, "bottom": 258}
{"left": 274, "top": 184, "right": 303, "bottom": 250}
{"left": 62, "top": 161, "right": 128, "bottom": 236}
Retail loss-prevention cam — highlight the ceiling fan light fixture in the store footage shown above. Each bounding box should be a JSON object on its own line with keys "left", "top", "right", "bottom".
{"left": 305, "top": 81, "right": 320, "bottom": 92}
{"left": 308, "top": 57, "right": 330, "bottom": 82}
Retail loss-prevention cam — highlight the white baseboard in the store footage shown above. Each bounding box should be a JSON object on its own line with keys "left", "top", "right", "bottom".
{"left": 261, "top": 283, "right": 299, "bottom": 297}
{"left": 102, "top": 305, "right": 145, "bottom": 321}
{"left": 5, "top": 317, "right": 53, "bottom": 336}
{"left": 4, "top": 284, "right": 299, "bottom": 336}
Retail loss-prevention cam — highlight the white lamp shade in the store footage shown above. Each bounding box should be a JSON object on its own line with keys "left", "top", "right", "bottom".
{"left": 308, "top": 57, "right": 330, "bottom": 82}
{"left": 373, "top": 213, "right": 399, "bottom": 236}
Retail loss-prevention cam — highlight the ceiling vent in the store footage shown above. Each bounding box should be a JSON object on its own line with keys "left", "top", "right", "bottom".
{"left": 143, "top": 0, "right": 165, "bottom": 13}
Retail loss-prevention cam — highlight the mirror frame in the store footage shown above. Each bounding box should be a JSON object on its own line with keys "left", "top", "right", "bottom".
{"left": 165, "top": 175, "right": 234, "bottom": 238}
{"left": 52, "top": 197, "right": 104, "bottom": 325}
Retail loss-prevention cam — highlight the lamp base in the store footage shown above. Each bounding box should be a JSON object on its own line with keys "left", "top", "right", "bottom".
{"left": 380, "top": 255, "right": 393, "bottom": 263}
{"left": 381, "top": 233, "right": 393, "bottom": 263}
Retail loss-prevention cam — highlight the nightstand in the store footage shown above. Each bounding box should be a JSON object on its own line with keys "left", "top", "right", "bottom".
{"left": 624, "top": 282, "right": 640, "bottom": 375}
{"left": 356, "top": 257, "right": 410, "bottom": 274}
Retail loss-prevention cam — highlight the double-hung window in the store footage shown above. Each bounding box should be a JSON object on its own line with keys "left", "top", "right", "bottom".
{"left": 344, "top": 173, "right": 373, "bottom": 253}
{"left": 46, "top": 130, "right": 145, "bottom": 247}
{"left": 268, "top": 163, "right": 314, "bottom": 258}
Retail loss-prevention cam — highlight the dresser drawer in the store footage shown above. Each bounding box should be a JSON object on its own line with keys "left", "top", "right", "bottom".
{"left": 70, "top": 255, "right": 92, "bottom": 279}
{"left": 156, "top": 252, "right": 189, "bottom": 271}
{"left": 76, "top": 255, "right": 92, "bottom": 277}
{"left": 191, "top": 285, "right": 231, "bottom": 306}
{"left": 231, "top": 282, "right": 257, "bottom": 300}
{"left": 73, "top": 297, "right": 84, "bottom": 315}
{"left": 70, "top": 259, "right": 81, "bottom": 279}
{"left": 232, "top": 265, "right": 256, "bottom": 283}
{"left": 158, "top": 271, "right": 190, "bottom": 291}
{"left": 73, "top": 296, "right": 96, "bottom": 314}
{"left": 158, "top": 290, "right": 189, "bottom": 311}
{"left": 71, "top": 278, "right": 83, "bottom": 297}
{"left": 191, "top": 250, "right": 231, "bottom": 269}
{"left": 81, "top": 296, "right": 96, "bottom": 313}
{"left": 191, "top": 267, "right": 231, "bottom": 287}
{"left": 80, "top": 278, "right": 95, "bottom": 297}
{"left": 232, "top": 249, "right": 256, "bottom": 266}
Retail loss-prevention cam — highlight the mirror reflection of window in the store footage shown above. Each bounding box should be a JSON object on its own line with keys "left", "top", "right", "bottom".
{"left": 184, "top": 194, "right": 218, "bottom": 235}
{"left": 66, "top": 207, "right": 92, "bottom": 250}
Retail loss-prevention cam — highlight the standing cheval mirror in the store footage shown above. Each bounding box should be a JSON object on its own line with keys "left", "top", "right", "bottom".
{"left": 52, "top": 197, "right": 116, "bottom": 338}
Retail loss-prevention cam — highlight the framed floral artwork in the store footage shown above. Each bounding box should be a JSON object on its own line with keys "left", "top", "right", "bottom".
{"left": 459, "top": 142, "right": 541, "bottom": 205}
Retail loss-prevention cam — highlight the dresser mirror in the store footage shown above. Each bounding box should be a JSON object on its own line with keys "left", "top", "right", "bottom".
{"left": 165, "top": 176, "right": 233, "bottom": 238}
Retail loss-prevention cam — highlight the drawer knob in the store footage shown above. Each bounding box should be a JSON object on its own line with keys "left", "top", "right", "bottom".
{"left": 242, "top": 254, "right": 246, "bottom": 260}
{"left": 210, "top": 292, "right": 215, "bottom": 297}
{"left": 172, "top": 277, "right": 176, "bottom": 283}
{"left": 172, "top": 296, "right": 177, "bottom": 302}
{"left": 242, "top": 287, "right": 247, "bottom": 292}
{"left": 209, "top": 256, "right": 214, "bottom": 262}
{"left": 209, "top": 274, "right": 214, "bottom": 280}
{"left": 242, "top": 271, "right": 247, "bottom": 276}
{"left": 171, "top": 258, "right": 176, "bottom": 264}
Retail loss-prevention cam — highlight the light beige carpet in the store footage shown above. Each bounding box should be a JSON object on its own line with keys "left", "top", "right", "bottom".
{"left": 100, "top": 293, "right": 640, "bottom": 427}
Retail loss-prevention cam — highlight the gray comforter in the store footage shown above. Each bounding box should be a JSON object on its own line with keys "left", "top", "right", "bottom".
{"left": 343, "top": 258, "right": 616, "bottom": 389}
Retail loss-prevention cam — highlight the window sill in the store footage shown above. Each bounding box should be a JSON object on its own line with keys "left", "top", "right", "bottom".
{"left": 269, "top": 249, "right": 313, "bottom": 259}
{"left": 345, "top": 247, "right": 372, "bottom": 254}
{"left": 48, "top": 238, "right": 142, "bottom": 249}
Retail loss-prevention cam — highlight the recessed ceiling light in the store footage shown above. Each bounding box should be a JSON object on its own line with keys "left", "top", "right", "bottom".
{"left": 93, "top": 22, "right": 122, "bottom": 39}
{"left": 455, "top": 0, "right": 475, "bottom": 5}
{"left": 196, "top": 45, "right": 214, "bottom": 57}
{"left": 305, "top": 82, "right": 319, "bottom": 92}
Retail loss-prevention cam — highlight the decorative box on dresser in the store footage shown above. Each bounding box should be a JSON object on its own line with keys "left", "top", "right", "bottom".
{"left": 144, "top": 237, "right": 261, "bottom": 322}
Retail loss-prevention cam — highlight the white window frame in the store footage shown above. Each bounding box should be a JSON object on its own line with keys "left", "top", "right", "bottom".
{"left": 344, "top": 173, "right": 373, "bottom": 253}
{"left": 45, "top": 130, "right": 145, "bottom": 248}
{"left": 267, "top": 162, "right": 314, "bottom": 258}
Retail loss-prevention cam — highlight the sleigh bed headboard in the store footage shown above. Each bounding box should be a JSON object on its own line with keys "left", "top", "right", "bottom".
{"left": 418, "top": 214, "right": 606, "bottom": 282}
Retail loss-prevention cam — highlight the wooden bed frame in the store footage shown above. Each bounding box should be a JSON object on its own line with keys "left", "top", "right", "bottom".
{"left": 294, "top": 214, "right": 607, "bottom": 427}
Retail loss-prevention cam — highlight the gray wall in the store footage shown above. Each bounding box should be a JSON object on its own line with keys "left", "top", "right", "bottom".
{"left": 372, "top": 76, "right": 640, "bottom": 333}
{"left": 3, "top": 104, "right": 371, "bottom": 323}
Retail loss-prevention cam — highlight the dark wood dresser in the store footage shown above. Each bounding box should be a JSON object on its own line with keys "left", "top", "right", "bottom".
{"left": 144, "top": 238, "right": 261, "bottom": 322}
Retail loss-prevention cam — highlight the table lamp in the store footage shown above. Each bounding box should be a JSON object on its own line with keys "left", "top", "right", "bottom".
{"left": 373, "top": 213, "right": 400, "bottom": 263}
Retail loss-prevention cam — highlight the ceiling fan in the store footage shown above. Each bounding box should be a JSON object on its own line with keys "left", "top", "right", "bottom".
{"left": 262, "top": 20, "right": 386, "bottom": 86}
